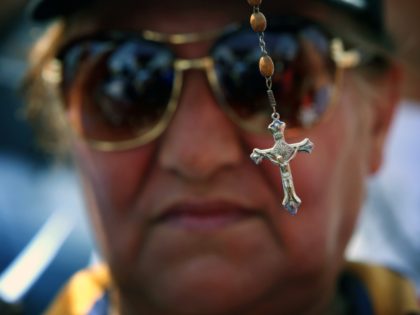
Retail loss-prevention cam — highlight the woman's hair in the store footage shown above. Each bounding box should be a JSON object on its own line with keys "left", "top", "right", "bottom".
{"left": 23, "top": 21, "right": 70, "bottom": 155}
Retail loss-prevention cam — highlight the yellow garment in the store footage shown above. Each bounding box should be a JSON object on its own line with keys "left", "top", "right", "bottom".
{"left": 347, "top": 262, "right": 420, "bottom": 315}
{"left": 45, "top": 264, "right": 110, "bottom": 315}
{"left": 45, "top": 262, "right": 420, "bottom": 315}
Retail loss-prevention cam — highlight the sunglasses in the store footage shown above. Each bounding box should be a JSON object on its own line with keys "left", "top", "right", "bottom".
{"left": 44, "top": 17, "right": 364, "bottom": 151}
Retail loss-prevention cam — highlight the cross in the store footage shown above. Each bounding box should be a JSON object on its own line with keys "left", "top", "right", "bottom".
{"left": 250, "top": 119, "right": 314, "bottom": 215}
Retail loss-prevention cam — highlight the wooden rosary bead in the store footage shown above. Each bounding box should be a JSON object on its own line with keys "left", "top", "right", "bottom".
{"left": 250, "top": 12, "right": 267, "bottom": 32}
{"left": 247, "top": 0, "right": 262, "bottom": 6}
{"left": 259, "top": 55, "right": 274, "bottom": 77}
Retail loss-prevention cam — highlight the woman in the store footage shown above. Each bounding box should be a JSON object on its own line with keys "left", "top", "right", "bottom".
{"left": 26, "top": 0, "right": 419, "bottom": 314}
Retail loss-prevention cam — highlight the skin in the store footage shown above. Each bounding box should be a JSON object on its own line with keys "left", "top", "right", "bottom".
{"left": 59, "top": 1, "right": 398, "bottom": 314}
{"left": 386, "top": 0, "right": 420, "bottom": 100}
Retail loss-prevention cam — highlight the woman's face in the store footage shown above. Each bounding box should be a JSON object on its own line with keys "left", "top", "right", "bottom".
{"left": 64, "top": 1, "right": 395, "bottom": 314}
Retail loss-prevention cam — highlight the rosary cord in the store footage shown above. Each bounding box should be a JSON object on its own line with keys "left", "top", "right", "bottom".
{"left": 247, "top": 0, "right": 279, "bottom": 119}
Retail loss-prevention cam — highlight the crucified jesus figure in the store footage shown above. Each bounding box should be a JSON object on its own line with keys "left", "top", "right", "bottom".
{"left": 250, "top": 119, "right": 314, "bottom": 215}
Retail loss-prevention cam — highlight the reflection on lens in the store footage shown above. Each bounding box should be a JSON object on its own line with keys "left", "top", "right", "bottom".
{"left": 213, "top": 31, "right": 272, "bottom": 131}
{"left": 61, "top": 35, "right": 174, "bottom": 142}
{"left": 212, "top": 22, "right": 336, "bottom": 132}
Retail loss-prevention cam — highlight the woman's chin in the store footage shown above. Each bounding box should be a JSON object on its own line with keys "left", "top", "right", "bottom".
{"left": 132, "top": 256, "right": 274, "bottom": 315}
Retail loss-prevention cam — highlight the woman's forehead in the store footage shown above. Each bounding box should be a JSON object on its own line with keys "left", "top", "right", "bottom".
{"left": 36, "top": 0, "right": 391, "bottom": 51}
{"left": 67, "top": 1, "right": 333, "bottom": 35}
{"left": 60, "top": 0, "right": 387, "bottom": 56}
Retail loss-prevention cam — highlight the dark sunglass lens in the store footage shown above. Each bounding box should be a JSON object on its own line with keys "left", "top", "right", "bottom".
{"left": 213, "top": 31, "right": 271, "bottom": 130}
{"left": 268, "top": 26, "right": 335, "bottom": 128}
{"left": 213, "top": 24, "right": 335, "bottom": 131}
{"left": 61, "top": 36, "right": 174, "bottom": 142}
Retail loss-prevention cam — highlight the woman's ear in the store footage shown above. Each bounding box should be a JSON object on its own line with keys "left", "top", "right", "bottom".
{"left": 369, "top": 64, "right": 401, "bottom": 174}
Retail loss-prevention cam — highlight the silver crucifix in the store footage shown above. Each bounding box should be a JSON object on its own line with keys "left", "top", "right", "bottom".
{"left": 250, "top": 119, "right": 314, "bottom": 215}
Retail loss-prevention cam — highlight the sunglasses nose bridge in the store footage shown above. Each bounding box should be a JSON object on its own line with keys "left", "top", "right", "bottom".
{"left": 174, "top": 56, "right": 214, "bottom": 72}
{"left": 173, "top": 56, "right": 222, "bottom": 107}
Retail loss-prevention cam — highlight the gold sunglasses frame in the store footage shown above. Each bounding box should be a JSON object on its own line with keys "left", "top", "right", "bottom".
{"left": 42, "top": 25, "right": 361, "bottom": 152}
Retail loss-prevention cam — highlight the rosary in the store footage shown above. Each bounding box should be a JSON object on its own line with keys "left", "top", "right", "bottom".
{"left": 247, "top": 0, "right": 314, "bottom": 215}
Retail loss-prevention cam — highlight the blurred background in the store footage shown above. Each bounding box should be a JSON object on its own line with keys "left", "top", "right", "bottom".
{"left": 347, "top": 0, "right": 420, "bottom": 300}
{"left": 0, "top": 1, "right": 94, "bottom": 314}
{"left": 0, "top": 0, "right": 419, "bottom": 314}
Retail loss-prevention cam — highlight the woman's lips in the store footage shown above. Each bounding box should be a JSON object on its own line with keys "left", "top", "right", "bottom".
{"left": 155, "top": 201, "right": 260, "bottom": 231}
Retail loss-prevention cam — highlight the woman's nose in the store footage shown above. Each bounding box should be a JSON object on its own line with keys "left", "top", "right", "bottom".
{"left": 158, "top": 70, "right": 244, "bottom": 181}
